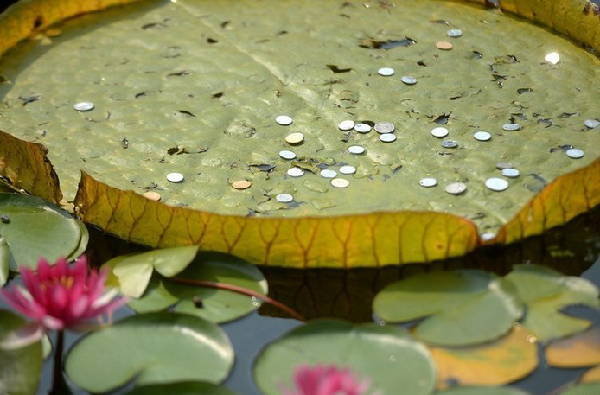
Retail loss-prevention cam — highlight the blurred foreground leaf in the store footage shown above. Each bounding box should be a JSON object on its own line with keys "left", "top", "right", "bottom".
{"left": 373, "top": 270, "right": 522, "bottom": 346}
{"left": 436, "top": 387, "right": 531, "bottom": 395}
{"left": 0, "top": 310, "right": 42, "bottom": 395}
{"left": 0, "top": 194, "right": 83, "bottom": 269}
{"left": 253, "top": 320, "right": 436, "bottom": 395}
{"left": 430, "top": 325, "right": 538, "bottom": 390}
{"left": 65, "top": 312, "right": 233, "bottom": 393}
{"left": 124, "top": 381, "right": 242, "bottom": 395}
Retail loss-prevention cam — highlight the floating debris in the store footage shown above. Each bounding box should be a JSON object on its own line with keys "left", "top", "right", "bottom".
{"left": 276, "top": 193, "right": 293, "bottom": 202}
{"left": 354, "top": 123, "right": 372, "bottom": 133}
{"left": 502, "top": 123, "right": 521, "bottom": 131}
{"left": 378, "top": 67, "right": 394, "bottom": 76}
{"left": 545, "top": 52, "right": 560, "bottom": 64}
{"left": 279, "top": 150, "right": 296, "bottom": 160}
{"left": 473, "top": 131, "right": 491, "bottom": 141}
{"left": 339, "top": 165, "right": 356, "bottom": 175}
{"left": 379, "top": 134, "right": 397, "bottom": 143}
{"left": 320, "top": 169, "right": 337, "bottom": 178}
{"left": 276, "top": 115, "right": 293, "bottom": 125}
{"left": 374, "top": 122, "right": 395, "bottom": 134}
{"left": 501, "top": 168, "right": 520, "bottom": 177}
{"left": 485, "top": 177, "right": 508, "bottom": 191}
{"left": 287, "top": 167, "right": 304, "bottom": 177}
{"left": 566, "top": 148, "right": 584, "bottom": 158}
{"left": 431, "top": 127, "right": 449, "bottom": 138}
{"left": 166, "top": 172, "right": 184, "bottom": 183}
{"left": 481, "top": 232, "right": 496, "bottom": 241}
{"left": 441, "top": 139, "right": 458, "bottom": 148}
{"left": 143, "top": 191, "right": 162, "bottom": 201}
{"left": 331, "top": 178, "right": 349, "bottom": 188}
{"left": 1, "top": 214, "right": 10, "bottom": 224}
{"left": 445, "top": 182, "right": 467, "bottom": 195}
{"left": 285, "top": 132, "right": 304, "bottom": 144}
{"left": 339, "top": 120, "right": 355, "bottom": 131}
{"left": 232, "top": 180, "right": 252, "bottom": 189}
{"left": 400, "top": 76, "right": 418, "bottom": 85}
{"left": 419, "top": 178, "right": 437, "bottom": 188}
{"left": 348, "top": 145, "right": 365, "bottom": 154}
{"left": 436, "top": 41, "right": 453, "bottom": 50}
{"left": 496, "top": 162, "right": 514, "bottom": 170}
{"left": 584, "top": 119, "right": 599, "bottom": 129}
{"left": 73, "top": 102, "right": 94, "bottom": 112}
{"left": 447, "top": 29, "right": 463, "bottom": 38}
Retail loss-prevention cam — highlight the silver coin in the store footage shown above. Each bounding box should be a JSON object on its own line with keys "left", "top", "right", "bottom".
{"left": 287, "top": 167, "right": 304, "bottom": 177}
{"left": 348, "top": 145, "right": 366, "bottom": 154}
{"left": 584, "top": 119, "right": 600, "bottom": 129}
{"left": 339, "top": 165, "right": 356, "bottom": 175}
{"left": 276, "top": 115, "right": 293, "bottom": 125}
{"left": 447, "top": 28, "right": 463, "bottom": 37}
{"left": 378, "top": 67, "right": 394, "bottom": 76}
{"left": 566, "top": 149, "right": 584, "bottom": 158}
{"left": 279, "top": 150, "right": 297, "bottom": 160}
{"left": 501, "top": 168, "right": 520, "bottom": 178}
{"left": 485, "top": 177, "right": 508, "bottom": 191}
{"left": 379, "top": 134, "right": 397, "bottom": 143}
{"left": 445, "top": 182, "right": 467, "bottom": 195}
{"left": 73, "top": 102, "right": 94, "bottom": 112}
{"left": 276, "top": 193, "right": 294, "bottom": 203}
{"left": 441, "top": 139, "right": 458, "bottom": 148}
{"left": 374, "top": 122, "right": 395, "bottom": 134}
{"left": 502, "top": 123, "right": 521, "bottom": 131}
{"left": 354, "top": 123, "right": 372, "bottom": 133}
{"left": 400, "top": 76, "right": 418, "bottom": 85}
{"left": 474, "top": 131, "right": 491, "bottom": 141}
{"left": 419, "top": 178, "right": 437, "bottom": 188}
{"left": 320, "top": 169, "right": 337, "bottom": 178}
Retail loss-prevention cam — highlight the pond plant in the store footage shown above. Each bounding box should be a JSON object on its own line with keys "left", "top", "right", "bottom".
{"left": 1, "top": 0, "right": 600, "bottom": 394}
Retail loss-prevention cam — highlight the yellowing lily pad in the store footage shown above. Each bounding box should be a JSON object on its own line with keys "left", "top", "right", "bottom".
{"left": 430, "top": 325, "right": 538, "bottom": 390}
{"left": 546, "top": 328, "right": 600, "bottom": 367}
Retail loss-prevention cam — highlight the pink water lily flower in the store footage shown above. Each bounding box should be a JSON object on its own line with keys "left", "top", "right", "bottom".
{"left": 0, "top": 255, "right": 125, "bottom": 348}
{"left": 283, "top": 364, "right": 375, "bottom": 395}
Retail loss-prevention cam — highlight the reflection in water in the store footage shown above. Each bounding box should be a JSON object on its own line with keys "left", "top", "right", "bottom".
{"left": 260, "top": 205, "right": 600, "bottom": 322}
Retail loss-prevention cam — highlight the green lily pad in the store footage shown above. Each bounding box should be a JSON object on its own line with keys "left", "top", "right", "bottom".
{"left": 0, "top": 310, "right": 42, "bottom": 395}
{"left": 0, "top": 194, "right": 82, "bottom": 269}
{"left": 559, "top": 382, "right": 600, "bottom": 395}
{"left": 253, "top": 320, "right": 436, "bottom": 395}
{"left": 0, "top": 235, "right": 9, "bottom": 286}
{"left": 124, "top": 382, "right": 242, "bottom": 395}
{"left": 104, "top": 245, "right": 200, "bottom": 297}
{"left": 65, "top": 312, "right": 234, "bottom": 393}
{"left": 502, "top": 265, "right": 600, "bottom": 341}
{"left": 436, "top": 387, "right": 531, "bottom": 395}
{"left": 128, "top": 252, "right": 268, "bottom": 323}
{"left": 373, "top": 270, "right": 523, "bottom": 346}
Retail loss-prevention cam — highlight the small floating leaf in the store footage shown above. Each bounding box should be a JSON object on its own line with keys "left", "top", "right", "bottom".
{"left": 253, "top": 320, "right": 436, "bottom": 395}
{"left": 128, "top": 252, "right": 267, "bottom": 323}
{"left": 0, "top": 310, "right": 42, "bottom": 395}
{"left": 430, "top": 325, "right": 538, "bottom": 390}
{"left": 502, "top": 265, "right": 600, "bottom": 341}
{"left": 65, "top": 312, "right": 234, "bottom": 393}
{"left": 373, "top": 271, "right": 523, "bottom": 346}
{"left": 104, "top": 245, "right": 200, "bottom": 297}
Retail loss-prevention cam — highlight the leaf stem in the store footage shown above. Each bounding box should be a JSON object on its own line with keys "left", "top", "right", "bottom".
{"left": 168, "top": 277, "right": 306, "bottom": 322}
{"left": 49, "top": 329, "right": 64, "bottom": 395}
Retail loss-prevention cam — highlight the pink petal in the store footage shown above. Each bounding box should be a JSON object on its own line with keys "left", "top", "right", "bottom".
{"left": 70, "top": 295, "right": 88, "bottom": 320}
{"left": 21, "top": 268, "right": 43, "bottom": 305}
{"left": 49, "top": 286, "right": 68, "bottom": 317}
{"left": 42, "top": 315, "right": 64, "bottom": 330}
{"left": 1, "top": 287, "right": 45, "bottom": 319}
{"left": 36, "top": 259, "right": 51, "bottom": 282}
{"left": 52, "top": 258, "right": 68, "bottom": 279}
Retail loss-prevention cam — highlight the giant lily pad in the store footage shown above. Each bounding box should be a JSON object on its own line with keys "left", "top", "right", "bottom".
{"left": 65, "top": 312, "right": 234, "bottom": 393}
{"left": 0, "top": 193, "right": 83, "bottom": 268}
{"left": 502, "top": 265, "right": 600, "bottom": 341}
{"left": 0, "top": 0, "right": 600, "bottom": 267}
{"left": 253, "top": 320, "right": 436, "bottom": 395}
{"left": 373, "top": 270, "right": 523, "bottom": 346}
{"left": 545, "top": 327, "right": 600, "bottom": 367}
{"left": 559, "top": 382, "right": 600, "bottom": 395}
{"left": 128, "top": 252, "right": 268, "bottom": 323}
{"left": 0, "top": 310, "right": 42, "bottom": 395}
